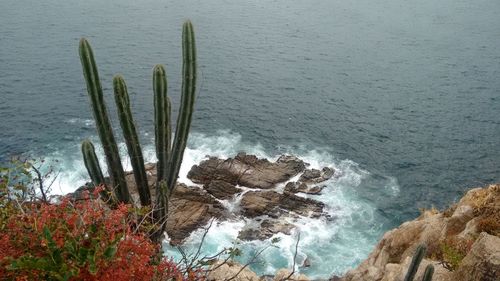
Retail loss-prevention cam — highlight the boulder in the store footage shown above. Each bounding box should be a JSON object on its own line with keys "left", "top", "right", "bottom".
{"left": 204, "top": 180, "right": 242, "bottom": 200}
{"left": 240, "top": 191, "right": 324, "bottom": 218}
{"left": 299, "top": 167, "right": 335, "bottom": 184}
{"left": 453, "top": 232, "right": 500, "bottom": 281}
{"left": 274, "top": 269, "right": 309, "bottom": 281}
{"left": 188, "top": 153, "right": 306, "bottom": 189}
{"left": 165, "top": 184, "right": 226, "bottom": 245}
{"left": 237, "top": 219, "right": 294, "bottom": 241}
{"left": 207, "top": 261, "right": 260, "bottom": 281}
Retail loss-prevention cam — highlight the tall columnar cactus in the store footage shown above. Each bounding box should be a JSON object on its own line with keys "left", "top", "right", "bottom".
{"left": 151, "top": 180, "right": 169, "bottom": 242}
{"left": 153, "top": 65, "right": 171, "bottom": 184}
{"left": 421, "top": 264, "right": 434, "bottom": 281}
{"left": 79, "top": 39, "right": 131, "bottom": 204}
{"left": 165, "top": 20, "right": 197, "bottom": 193}
{"left": 404, "top": 244, "right": 429, "bottom": 281}
{"left": 113, "top": 75, "right": 151, "bottom": 206}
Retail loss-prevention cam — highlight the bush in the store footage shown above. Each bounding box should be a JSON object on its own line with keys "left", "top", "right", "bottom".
{"left": 0, "top": 186, "right": 202, "bottom": 281}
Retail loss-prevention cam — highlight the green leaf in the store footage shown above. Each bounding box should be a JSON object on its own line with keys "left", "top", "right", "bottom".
{"left": 103, "top": 245, "right": 117, "bottom": 260}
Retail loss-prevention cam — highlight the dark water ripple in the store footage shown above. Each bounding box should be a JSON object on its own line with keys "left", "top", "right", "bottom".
{"left": 1, "top": 0, "right": 500, "bottom": 227}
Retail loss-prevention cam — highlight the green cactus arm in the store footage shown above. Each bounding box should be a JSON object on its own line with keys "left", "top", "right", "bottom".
{"left": 113, "top": 75, "right": 151, "bottom": 206}
{"left": 421, "top": 264, "right": 434, "bottom": 281}
{"left": 81, "top": 140, "right": 115, "bottom": 203}
{"left": 153, "top": 64, "right": 169, "bottom": 183}
{"left": 404, "top": 244, "right": 428, "bottom": 281}
{"left": 79, "top": 38, "right": 131, "bottom": 203}
{"left": 166, "top": 20, "right": 197, "bottom": 193}
{"left": 81, "top": 139, "right": 106, "bottom": 186}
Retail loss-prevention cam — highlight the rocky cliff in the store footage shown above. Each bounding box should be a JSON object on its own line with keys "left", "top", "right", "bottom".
{"left": 340, "top": 184, "right": 499, "bottom": 281}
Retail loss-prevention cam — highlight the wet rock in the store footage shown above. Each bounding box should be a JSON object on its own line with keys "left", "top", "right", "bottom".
{"left": 285, "top": 182, "right": 324, "bottom": 195}
{"left": 299, "top": 167, "right": 335, "bottom": 184}
{"left": 187, "top": 153, "right": 306, "bottom": 189}
{"left": 237, "top": 219, "right": 294, "bottom": 241}
{"left": 165, "top": 184, "right": 226, "bottom": 245}
{"left": 240, "top": 191, "right": 324, "bottom": 218}
{"left": 204, "top": 180, "right": 242, "bottom": 200}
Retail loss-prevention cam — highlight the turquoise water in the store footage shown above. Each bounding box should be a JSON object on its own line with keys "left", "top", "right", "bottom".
{"left": 1, "top": 0, "right": 500, "bottom": 277}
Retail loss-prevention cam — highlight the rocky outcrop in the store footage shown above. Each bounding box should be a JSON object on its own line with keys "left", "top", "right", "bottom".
{"left": 239, "top": 191, "right": 325, "bottom": 218}
{"left": 76, "top": 153, "right": 334, "bottom": 245}
{"left": 187, "top": 153, "right": 306, "bottom": 189}
{"left": 341, "top": 184, "right": 500, "bottom": 281}
{"left": 166, "top": 184, "right": 226, "bottom": 245}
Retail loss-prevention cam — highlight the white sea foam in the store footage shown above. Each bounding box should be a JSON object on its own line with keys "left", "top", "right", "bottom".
{"left": 38, "top": 130, "right": 398, "bottom": 278}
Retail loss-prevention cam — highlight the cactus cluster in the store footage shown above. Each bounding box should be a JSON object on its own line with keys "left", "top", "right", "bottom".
{"left": 403, "top": 244, "right": 434, "bottom": 281}
{"left": 79, "top": 20, "right": 197, "bottom": 222}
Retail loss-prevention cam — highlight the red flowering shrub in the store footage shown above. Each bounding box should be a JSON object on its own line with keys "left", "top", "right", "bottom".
{"left": 0, "top": 187, "right": 203, "bottom": 281}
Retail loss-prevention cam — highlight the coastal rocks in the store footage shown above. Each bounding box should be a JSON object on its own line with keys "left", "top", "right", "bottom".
{"left": 165, "top": 184, "right": 226, "bottom": 245}
{"left": 240, "top": 191, "right": 325, "bottom": 218}
{"left": 284, "top": 181, "right": 325, "bottom": 195}
{"left": 187, "top": 152, "right": 306, "bottom": 189}
{"left": 299, "top": 167, "right": 334, "bottom": 184}
{"left": 273, "top": 269, "right": 310, "bottom": 281}
{"left": 204, "top": 180, "right": 242, "bottom": 200}
{"left": 207, "top": 261, "right": 260, "bottom": 281}
{"left": 340, "top": 184, "right": 500, "bottom": 281}
{"left": 238, "top": 219, "right": 295, "bottom": 241}
{"left": 454, "top": 232, "right": 500, "bottom": 281}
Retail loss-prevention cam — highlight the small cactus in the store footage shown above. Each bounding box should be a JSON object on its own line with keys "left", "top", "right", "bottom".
{"left": 81, "top": 140, "right": 113, "bottom": 203}
{"left": 79, "top": 38, "right": 131, "bottom": 203}
{"left": 421, "top": 264, "right": 434, "bottom": 281}
{"left": 404, "top": 244, "right": 429, "bottom": 281}
{"left": 113, "top": 75, "right": 151, "bottom": 206}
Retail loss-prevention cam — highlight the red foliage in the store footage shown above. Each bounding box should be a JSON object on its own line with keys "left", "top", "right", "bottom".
{"left": 0, "top": 187, "right": 203, "bottom": 281}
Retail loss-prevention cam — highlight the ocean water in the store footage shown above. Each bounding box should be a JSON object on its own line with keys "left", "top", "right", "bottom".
{"left": 1, "top": 0, "right": 500, "bottom": 278}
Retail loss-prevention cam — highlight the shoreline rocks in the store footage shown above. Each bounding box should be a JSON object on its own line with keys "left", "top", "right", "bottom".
{"left": 339, "top": 184, "right": 500, "bottom": 281}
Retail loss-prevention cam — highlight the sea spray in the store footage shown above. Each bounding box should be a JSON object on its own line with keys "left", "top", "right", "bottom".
{"left": 30, "top": 130, "right": 397, "bottom": 278}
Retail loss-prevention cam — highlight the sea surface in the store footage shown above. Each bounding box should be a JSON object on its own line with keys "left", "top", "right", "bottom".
{"left": 1, "top": 0, "right": 500, "bottom": 278}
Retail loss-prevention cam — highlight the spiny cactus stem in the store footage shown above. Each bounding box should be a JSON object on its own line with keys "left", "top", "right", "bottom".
{"left": 113, "top": 75, "right": 151, "bottom": 206}
{"left": 421, "top": 264, "right": 434, "bottom": 281}
{"left": 153, "top": 64, "right": 169, "bottom": 184}
{"left": 166, "top": 20, "right": 197, "bottom": 193}
{"left": 404, "top": 244, "right": 427, "bottom": 281}
{"left": 81, "top": 140, "right": 115, "bottom": 203}
{"left": 79, "top": 38, "right": 131, "bottom": 204}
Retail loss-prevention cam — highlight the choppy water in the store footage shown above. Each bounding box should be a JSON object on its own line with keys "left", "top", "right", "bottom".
{"left": 1, "top": 0, "right": 500, "bottom": 277}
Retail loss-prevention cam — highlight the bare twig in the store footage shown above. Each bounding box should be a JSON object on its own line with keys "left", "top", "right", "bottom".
{"left": 31, "top": 165, "right": 47, "bottom": 203}
{"left": 283, "top": 232, "right": 301, "bottom": 281}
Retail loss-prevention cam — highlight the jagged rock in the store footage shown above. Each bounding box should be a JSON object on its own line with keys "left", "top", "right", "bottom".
{"left": 302, "top": 257, "right": 311, "bottom": 268}
{"left": 453, "top": 232, "right": 500, "bottom": 281}
{"left": 274, "top": 269, "right": 309, "bottom": 281}
{"left": 238, "top": 219, "right": 294, "bottom": 241}
{"left": 340, "top": 184, "right": 500, "bottom": 281}
{"left": 165, "top": 184, "right": 226, "bottom": 245}
{"left": 188, "top": 153, "right": 306, "bottom": 189}
{"left": 240, "top": 191, "right": 324, "bottom": 218}
{"left": 208, "top": 261, "right": 260, "bottom": 281}
{"left": 299, "top": 167, "right": 335, "bottom": 184}
{"left": 284, "top": 181, "right": 324, "bottom": 195}
{"left": 204, "top": 180, "right": 242, "bottom": 200}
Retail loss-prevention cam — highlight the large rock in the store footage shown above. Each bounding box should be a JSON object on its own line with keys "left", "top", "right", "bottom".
{"left": 165, "top": 184, "right": 226, "bottom": 245}
{"left": 188, "top": 153, "right": 306, "bottom": 189}
{"left": 204, "top": 180, "right": 242, "bottom": 200}
{"left": 237, "top": 219, "right": 295, "bottom": 241}
{"left": 453, "top": 232, "right": 500, "bottom": 281}
{"left": 240, "top": 191, "right": 325, "bottom": 218}
{"left": 341, "top": 184, "right": 500, "bottom": 281}
{"left": 207, "top": 261, "right": 260, "bottom": 281}
{"left": 299, "top": 167, "right": 335, "bottom": 184}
